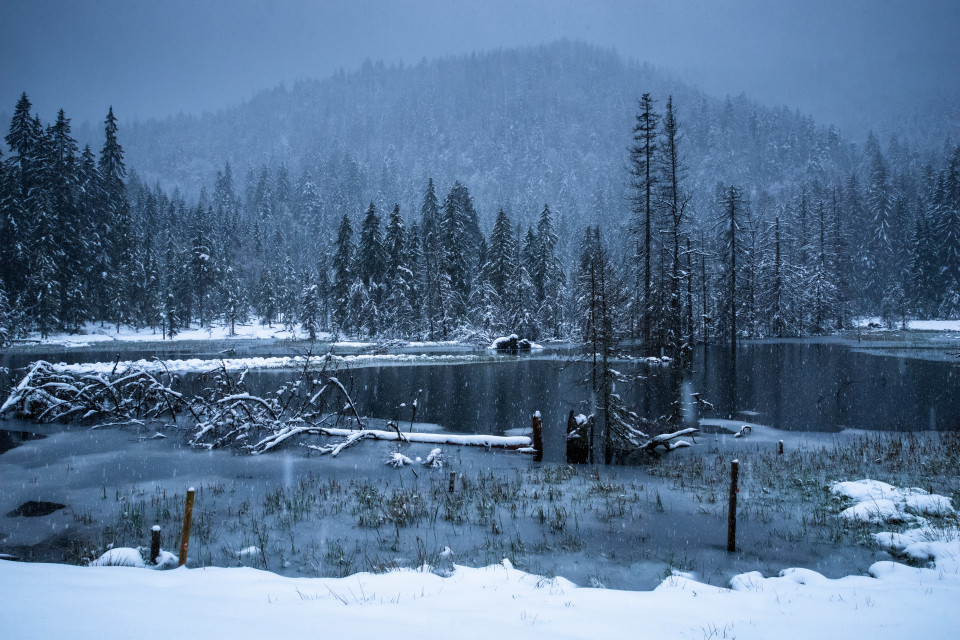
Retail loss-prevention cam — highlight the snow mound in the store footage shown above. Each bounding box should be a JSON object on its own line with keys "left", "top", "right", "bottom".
{"left": 152, "top": 550, "right": 179, "bottom": 570}
{"left": 488, "top": 334, "right": 543, "bottom": 350}
{"left": 831, "top": 479, "right": 955, "bottom": 523}
{"left": 89, "top": 548, "right": 145, "bottom": 568}
{"left": 832, "top": 479, "right": 959, "bottom": 570}
{"left": 385, "top": 452, "right": 414, "bottom": 467}
{"left": 423, "top": 447, "right": 444, "bottom": 469}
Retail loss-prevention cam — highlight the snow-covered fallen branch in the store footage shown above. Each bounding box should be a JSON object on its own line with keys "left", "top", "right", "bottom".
{"left": 0, "top": 360, "right": 191, "bottom": 423}
{"left": 642, "top": 428, "right": 699, "bottom": 452}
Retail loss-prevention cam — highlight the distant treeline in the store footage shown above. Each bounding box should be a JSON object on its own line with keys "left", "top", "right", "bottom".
{"left": 1, "top": 90, "right": 958, "bottom": 351}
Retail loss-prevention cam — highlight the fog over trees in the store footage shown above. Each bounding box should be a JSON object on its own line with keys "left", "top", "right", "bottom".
{"left": 1, "top": 41, "right": 959, "bottom": 348}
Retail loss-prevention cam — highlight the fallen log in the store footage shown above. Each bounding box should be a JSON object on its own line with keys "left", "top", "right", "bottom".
{"left": 641, "top": 427, "right": 699, "bottom": 452}
{"left": 313, "top": 426, "right": 533, "bottom": 450}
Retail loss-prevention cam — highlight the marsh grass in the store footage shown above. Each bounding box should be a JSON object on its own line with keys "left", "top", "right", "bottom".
{"left": 75, "top": 430, "right": 959, "bottom": 588}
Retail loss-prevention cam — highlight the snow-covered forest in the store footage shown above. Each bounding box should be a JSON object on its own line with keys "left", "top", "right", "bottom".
{"left": 1, "top": 42, "right": 959, "bottom": 348}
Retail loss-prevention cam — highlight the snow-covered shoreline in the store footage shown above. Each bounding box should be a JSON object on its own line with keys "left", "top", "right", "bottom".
{"left": 13, "top": 321, "right": 476, "bottom": 350}
{"left": 15, "top": 318, "right": 960, "bottom": 351}
{"left": 36, "top": 352, "right": 493, "bottom": 375}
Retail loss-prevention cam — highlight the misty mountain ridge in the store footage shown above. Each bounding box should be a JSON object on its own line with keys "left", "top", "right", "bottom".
{"left": 60, "top": 39, "right": 955, "bottom": 230}
{"left": 47, "top": 41, "right": 924, "bottom": 228}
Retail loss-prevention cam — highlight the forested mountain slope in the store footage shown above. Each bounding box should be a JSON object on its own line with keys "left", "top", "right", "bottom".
{"left": 116, "top": 41, "right": 870, "bottom": 231}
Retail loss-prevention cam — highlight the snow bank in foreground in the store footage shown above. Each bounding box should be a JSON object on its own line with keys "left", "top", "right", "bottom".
{"left": 45, "top": 352, "right": 487, "bottom": 375}
{"left": 2, "top": 548, "right": 958, "bottom": 640}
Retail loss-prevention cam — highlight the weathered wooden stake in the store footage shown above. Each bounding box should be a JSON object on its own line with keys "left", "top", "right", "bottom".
{"left": 532, "top": 412, "right": 543, "bottom": 462}
{"left": 448, "top": 471, "right": 456, "bottom": 493}
{"left": 150, "top": 525, "right": 161, "bottom": 564}
{"left": 727, "top": 460, "right": 739, "bottom": 552}
{"left": 777, "top": 440, "right": 784, "bottom": 455}
{"left": 178, "top": 487, "right": 195, "bottom": 567}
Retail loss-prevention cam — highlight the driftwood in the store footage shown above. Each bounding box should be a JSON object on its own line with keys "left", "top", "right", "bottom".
{"left": 563, "top": 404, "right": 698, "bottom": 462}
{"left": 0, "top": 360, "right": 192, "bottom": 423}
{"left": 641, "top": 427, "right": 699, "bottom": 452}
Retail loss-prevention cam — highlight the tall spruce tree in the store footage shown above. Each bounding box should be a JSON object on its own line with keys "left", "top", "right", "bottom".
{"left": 331, "top": 213, "right": 354, "bottom": 334}
{"left": 657, "top": 96, "right": 689, "bottom": 361}
{"left": 629, "top": 93, "right": 659, "bottom": 349}
{"left": 532, "top": 203, "right": 563, "bottom": 337}
{"left": 716, "top": 185, "right": 747, "bottom": 354}
{"left": 419, "top": 178, "right": 442, "bottom": 338}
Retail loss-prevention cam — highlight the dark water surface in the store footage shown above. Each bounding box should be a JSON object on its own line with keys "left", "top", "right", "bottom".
{"left": 233, "top": 342, "right": 960, "bottom": 440}
{"left": 4, "top": 341, "right": 957, "bottom": 437}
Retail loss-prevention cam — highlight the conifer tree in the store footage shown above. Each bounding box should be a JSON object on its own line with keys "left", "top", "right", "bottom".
{"left": 300, "top": 277, "right": 321, "bottom": 340}
{"left": 404, "top": 223, "right": 423, "bottom": 335}
{"left": 629, "top": 93, "right": 659, "bottom": 348}
{"left": 331, "top": 213, "right": 354, "bottom": 334}
{"left": 532, "top": 203, "right": 564, "bottom": 337}
{"left": 809, "top": 196, "right": 837, "bottom": 333}
{"left": 716, "top": 185, "right": 747, "bottom": 354}
{"left": 0, "top": 284, "right": 15, "bottom": 346}
{"left": 657, "top": 96, "right": 690, "bottom": 361}
{"left": 189, "top": 206, "right": 215, "bottom": 327}
{"left": 357, "top": 201, "right": 385, "bottom": 287}
{"left": 865, "top": 143, "right": 893, "bottom": 308}
{"left": 383, "top": 204, "right": 412, "bottom": 335}
{"left": 938, "top": 145, "right": 960, "bottom": 315}
{"left": 419, "top": 179, "right": 442, "bottom": 338}
{"left": 440, "top": 183, "right": 470, "bottom": 329}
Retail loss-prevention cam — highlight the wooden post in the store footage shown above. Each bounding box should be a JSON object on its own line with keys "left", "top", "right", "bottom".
{"left": 777, "top": 440, "right": 784, "bottom": 455}
{"left": 178, "top": 488, "right": 195, "bottom": 567}
{"left": 448, "top": 471, "right": 456, "bottom": 493}
{"left": 532, "top": 412, "right": 543, "bottom": 462}
{"left": 727, "top": 460, "right": 739, "bottom": 552}
{"left": 150, "top": 525, "right": 161, "bottom": 564}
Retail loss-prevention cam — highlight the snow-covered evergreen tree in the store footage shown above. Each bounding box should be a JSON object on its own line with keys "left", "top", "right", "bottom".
{"left": 300, "top": 278, "right": 321, "bottom": 340}
{"left": 331, "top": 213, "right": 354, "bottom": 334}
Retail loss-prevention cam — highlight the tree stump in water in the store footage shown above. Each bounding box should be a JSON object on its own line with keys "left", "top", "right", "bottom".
{"left": 566, "top": 410, "right": 590, "bottom": 464}
{"left": 531, "top": 412, "right": 543, "bottom": 462}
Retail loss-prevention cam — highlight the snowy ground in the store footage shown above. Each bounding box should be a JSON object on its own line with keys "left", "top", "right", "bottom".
{"left": 18, "top": 321, "right": 304, "bottom": 347}
{"left": 17, "top": 321, "right": 472, "bottom": 350}
{"left": 2, "top": 477, "right": 957, "bottom": 640}
{"left": 20, "top": 318, "right": 960, "bottom": 350}
{"left": 855, "top": 317, "right": 960, "bottom": 332}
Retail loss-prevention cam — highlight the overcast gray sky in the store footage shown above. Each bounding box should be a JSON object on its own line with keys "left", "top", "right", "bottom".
{"left": 1, "top": 0, "right": 958, "bottom": 136}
